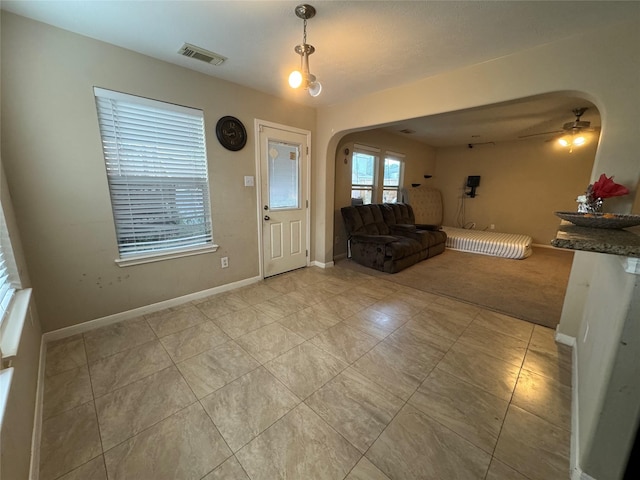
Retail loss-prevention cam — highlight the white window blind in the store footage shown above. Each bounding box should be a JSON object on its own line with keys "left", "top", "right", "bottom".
{"left": 0, "top": 207, "right": 19, "bottom": 327}
{"left": 94, "top": 88, "right": 213, "bottom": 258}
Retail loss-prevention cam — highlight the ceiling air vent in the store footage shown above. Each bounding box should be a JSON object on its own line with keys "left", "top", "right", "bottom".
{"left": 178, "top": 43, "right": 227, "bottom": 66}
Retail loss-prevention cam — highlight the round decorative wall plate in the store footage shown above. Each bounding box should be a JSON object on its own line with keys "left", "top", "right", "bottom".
{"left": 215, "top": 116, "right": 247, "bottom": 151}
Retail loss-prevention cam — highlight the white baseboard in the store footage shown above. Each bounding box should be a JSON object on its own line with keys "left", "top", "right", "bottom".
{"left": 573, "top": 469, "right": 597, "bottom": 480}
{"left": 555, "top": 328, "right": 577, "bottom": 347}
{"left": 311, "top": 260, "right": 334, "bottom": 269}
{"left": 570, "top": 333, "right": 581, "bottom": 480}
{"left": 42, "top": 275, "right": 262, "bottom": 343}
{"left": 29, "top": 337, "right": 46, "bottom": 480}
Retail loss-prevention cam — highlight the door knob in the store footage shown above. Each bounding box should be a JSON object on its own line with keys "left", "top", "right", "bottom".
{"left": 264, "top": 215, "right": 270, "bottom": 221}
{"left": 264, "top": 205, "right": 269, "bottom": 210}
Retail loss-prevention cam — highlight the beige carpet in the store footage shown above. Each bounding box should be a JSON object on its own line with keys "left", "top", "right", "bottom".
{"left": 337, "top": 247, "right": 574, "bottom": 329}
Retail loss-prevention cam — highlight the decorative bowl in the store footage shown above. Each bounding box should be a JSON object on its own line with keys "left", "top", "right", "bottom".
{"left": 554, "top": 211, "right": 640, "bottom": 229}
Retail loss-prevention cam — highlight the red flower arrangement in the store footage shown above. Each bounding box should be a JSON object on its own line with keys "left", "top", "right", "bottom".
{"left": 577, "top": 174, "right": 629, "bottom": 213}
{"left": 591, "top": 174, "right": 630, "bottom": 199}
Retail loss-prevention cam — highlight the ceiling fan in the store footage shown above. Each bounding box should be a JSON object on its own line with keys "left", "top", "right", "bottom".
{"left": 518, "top": 107, "right": 597, "bottom": 140}
{"left": 518, "top": 107, "right": 600, "bottom": 152}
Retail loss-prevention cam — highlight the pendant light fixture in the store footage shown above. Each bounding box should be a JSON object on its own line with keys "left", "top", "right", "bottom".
{"left": 288, "top": 4, "right": 322, "bottom": 97}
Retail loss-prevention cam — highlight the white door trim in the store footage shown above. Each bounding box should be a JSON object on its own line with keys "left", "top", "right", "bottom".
{"left": 254, "top": 119, "right": 311, "bottom": 279}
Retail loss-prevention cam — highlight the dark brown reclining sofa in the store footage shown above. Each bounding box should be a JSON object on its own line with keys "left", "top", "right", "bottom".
{"left": 341, "top": 203, "right": 447, "bottom": 273}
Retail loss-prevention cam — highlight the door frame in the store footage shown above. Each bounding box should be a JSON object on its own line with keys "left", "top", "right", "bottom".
{"left": 254, "top": 119, "right": 311, "bottom": 279}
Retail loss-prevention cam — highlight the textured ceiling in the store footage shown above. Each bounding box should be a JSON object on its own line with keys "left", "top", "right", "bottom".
{"left": 1, "top": 1, "right": 635, "bottom": 145}
{"left": 379, "top": 94, "right": 601, "bottom": 147}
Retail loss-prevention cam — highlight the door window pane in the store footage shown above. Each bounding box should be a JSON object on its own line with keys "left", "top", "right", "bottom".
{"left": 269, "top": 141, "right": 300, "bottom": 209}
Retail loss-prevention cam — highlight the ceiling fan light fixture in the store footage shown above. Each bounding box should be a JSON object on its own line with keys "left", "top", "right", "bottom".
{"left": 288, "top": 4, "right": 321, "bottom": 97}
{"left": 558, "top": 133, "right": 587, "bottom": 148}
{"left": 573, "top": 135, "right": 586, "bottom": 146}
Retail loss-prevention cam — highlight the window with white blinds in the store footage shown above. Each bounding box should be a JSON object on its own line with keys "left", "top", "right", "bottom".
{"left": 0, "top": 207, "right": 19, "bottom": 328}
{"left": 94, "top": 88, "right": 213, "bottom": 260}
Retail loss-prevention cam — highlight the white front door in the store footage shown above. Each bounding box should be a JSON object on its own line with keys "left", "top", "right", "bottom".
{"left": 258, "top": 123, "right": 309, "bottom": 278}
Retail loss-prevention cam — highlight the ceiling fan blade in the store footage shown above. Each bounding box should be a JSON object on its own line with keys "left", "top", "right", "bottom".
{"left": 518, "top": 130, "right": 563, "bottom": 139}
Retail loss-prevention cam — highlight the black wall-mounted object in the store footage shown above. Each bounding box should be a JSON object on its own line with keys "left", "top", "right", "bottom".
{"left": 467, "top": 175, "right": 481, "bottom": 187}
{"left": 466, "top": 175, "right": 481, "bottom": 197}
{"left": 216, "top": 116, "right": 247, "bottom": 151}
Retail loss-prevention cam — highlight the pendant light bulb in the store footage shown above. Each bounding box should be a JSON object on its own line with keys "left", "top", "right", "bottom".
{"left": 573, "top": 135, "right": 586, "bottom": 146}
{"left": 289, "top": 70, "right": 303, "bottom": 89}
{"left": 558, "top": 137, "right": 570, "bottom": 147}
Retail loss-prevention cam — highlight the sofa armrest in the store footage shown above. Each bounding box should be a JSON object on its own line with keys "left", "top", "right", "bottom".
{"left": 415, "top": 224, "right": 442, "bottom": 231}
{"left": 351, "top": 233, "right": 398, "bottom": 245}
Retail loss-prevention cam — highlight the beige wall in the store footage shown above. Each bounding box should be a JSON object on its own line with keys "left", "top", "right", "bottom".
{"left": 0, "top": 13, "right": 315, "bottom": 332}
{"left": 314, "top": 19, "right": 640, "bottom": 479}
{"left": 432, "top": 138, "right": 596, "bottom": 244}
{"left": 333, "top": 129, "right": 436, "bottom": 257}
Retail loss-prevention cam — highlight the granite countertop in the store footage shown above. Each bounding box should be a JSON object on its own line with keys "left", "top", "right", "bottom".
{"left": 552, "top": 224, "right": 640, "bottom": 257}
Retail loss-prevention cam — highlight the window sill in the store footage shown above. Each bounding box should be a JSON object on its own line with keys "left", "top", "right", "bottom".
{"left": 0, "top": 288, "right": 33, "bottom": 364}
{"left": 115, "top": 244, "right": 219, "bottom": 267}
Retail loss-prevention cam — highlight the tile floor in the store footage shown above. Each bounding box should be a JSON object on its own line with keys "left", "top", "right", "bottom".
{"left": 39, "top": 264, "right": 573, "bottom": 480}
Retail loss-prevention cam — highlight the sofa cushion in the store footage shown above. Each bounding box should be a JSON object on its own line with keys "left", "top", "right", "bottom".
{"left": 398, "top": 229, "right": 435, "bottom": 248}
{"left": 384, "top": 236, "right": 423, "bottom": 258}
{"left": 342, "top": 205, "right": 390, "bottom": 235}
{"left": 381, "top": 203, "right": 415, "bottom": 226}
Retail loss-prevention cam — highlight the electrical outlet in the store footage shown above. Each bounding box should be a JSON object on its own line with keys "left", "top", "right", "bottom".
{"left": 221, "top": 257, "right": 229, "bottom": 268}
{"left": 490, "top": 224, "right": 495, "bottom": 230}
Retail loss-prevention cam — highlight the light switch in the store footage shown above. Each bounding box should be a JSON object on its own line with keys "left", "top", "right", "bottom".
{"left": 244, "top": 175, "right": 255, "bottom": 187}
